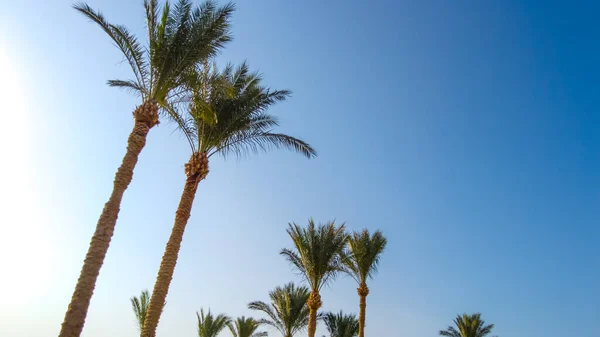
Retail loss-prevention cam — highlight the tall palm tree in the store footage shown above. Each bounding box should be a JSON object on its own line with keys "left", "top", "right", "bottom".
{"left": 439, "top": 313, "right": 497, "bottom": 337}
{"left": 322, "top": 311, "right": 359, "bottom": 337}
{"left": 131, "top": 290, "right": 150, "bottom": 331}
{"left": 61, "top": 2, "right": 233, "bottom": 336}
{"left": 248, "top": 283, "right": 311, "bottom": 337}
{"left": 228, "top": 316, "right": 267, "bottom": 337}
{"left": 280, "top": 220, "right": 348, "bottom": 337}
{"left": 197, "top": 308, "right": 231, "bottom": 337}
{"left": 342, "top": 230, "right": 387, "bottom": 337}
{"left": 141, "top": 62, "right": 316, "bottom": 337}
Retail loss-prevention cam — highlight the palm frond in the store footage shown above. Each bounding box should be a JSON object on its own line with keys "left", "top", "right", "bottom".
{"left": 107, "top": 79, "right": 145, "bottom": 96}
{"left": 73, "top": 2, "right": 149, "bottom": 97}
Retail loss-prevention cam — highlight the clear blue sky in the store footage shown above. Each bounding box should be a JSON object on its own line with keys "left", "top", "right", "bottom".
{"left": 0, "top": 0, "right": 598, "bottom": 336}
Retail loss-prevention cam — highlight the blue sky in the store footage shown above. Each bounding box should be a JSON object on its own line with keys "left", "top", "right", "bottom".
{"left": 0, "top": 0, "right": 598, "bottom": 337}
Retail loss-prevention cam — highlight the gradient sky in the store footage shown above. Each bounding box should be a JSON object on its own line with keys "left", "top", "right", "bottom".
{"left": 0, "top": 1, "right": 598, "bottom": 337}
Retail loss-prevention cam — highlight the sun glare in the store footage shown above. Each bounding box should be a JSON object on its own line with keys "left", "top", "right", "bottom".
{"left": 0, "top": 49, "right": 52, "bottom": 305}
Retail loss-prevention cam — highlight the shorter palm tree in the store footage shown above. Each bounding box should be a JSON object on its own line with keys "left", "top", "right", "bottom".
{"left": 280, "top": 220, "right": 348, "bottom": 337}
{"left": 131, "top": 290, "right": 150, "bottom": 331}
{"left": 439, "top": 313, "right": 497, "bottom": 337}
{"left": 197, "top": 308, "right": 231, "bottom": 337}
{"left": 322, "top": 311, "right": 358, "bottom": 337}
{"left": 342, "top": 229, "right": 387, "bottom": 337}
{"left": 248, "top": 283, "right": 310, "bottom": 337}
{"left": 228, "top": 316, "right": 267, "bottom": 337}
{"left": 131, "top": 290, "right": 165, "bottom": 332}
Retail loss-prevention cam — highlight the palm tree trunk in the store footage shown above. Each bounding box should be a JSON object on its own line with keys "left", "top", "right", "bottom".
{"left": 141, "top": 152, "right": 209, "bottom": 337}
{"left": 307, "top": 291, "right": 322, "bottom": 337}
{"left": 59, "top": 100, "right": 158, "bottom": 337}
{"left": 357, "top": 283, "right": 369, "bottom": 337}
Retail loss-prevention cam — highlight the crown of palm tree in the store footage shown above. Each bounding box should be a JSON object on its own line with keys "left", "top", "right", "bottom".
{"left": 248, "top": 283, "right": 311, "bottom": 337}
{"left": 280, "top": 220, "right": 349, "bottom": 291}
{"left": 73, "top": 0, "right": 234, "bottom": 105}
{"left": 170, "top": 61, "right": 316, "bottom": 159}
{"left": 197, "top": 308, "right": 231, "bottom": 337}
{"left": 228, "top": 316, "right": 267, "bottom": 337}
{"left": 439, "top": 313, "right": 497, "bottom": 337}
{"left": 342, "top": 230, "right": 387, "bottom": 284}
{"left": 131, "top": 290, "right": 150, "bottom": 331}
{"left": 322, "top": 311, "right": 359, "bottom": 337}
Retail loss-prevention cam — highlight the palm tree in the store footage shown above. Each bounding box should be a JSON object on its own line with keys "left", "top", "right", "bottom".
{"left": 197, "top": 308, "right": 231, "bottom": 337}
{"left": 61, "top": 2, "right": 233, "bottom": 336}
{"left": 131, "top": 290, "right": 165, "bottom": 332}
{"left": 322, "top": 311, "right": 359, "bottom": 337}
{"left": 141, "top": 62, "right": 316, "bottom": 337}
{"left": 280, "top": 220, "right": 348, "bottom": 337}
{"left": 131, "top": 290, "right": 150, "bottom": 331}
{"left": 342, "top": 230, "right": 387, "bottom": 337}
{"left": 228, "top": 316, "right": 267, "bottom": 337}
{"left": 248, "top": 283, "right": 311, "bottom": 337}
{"left": 439, "top": 313, "right": 497, "bottom": 337}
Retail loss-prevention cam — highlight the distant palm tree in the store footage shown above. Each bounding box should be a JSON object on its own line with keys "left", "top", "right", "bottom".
{"left": 131, "top": 290, "right": 150, "bottom": 331}
{"left": 130, "top": 290, "right": 165, "bottom": 332}
{"left": 61, "top": 1, "right": 233, "bottom": 336}
{"left": 228, "top": 316, "right": 267, "bottom": 337}
{"left": 142, "top": 62, "right": 316, "bottom": 337}
{"left": 322, "top": 311, "right": 359, "bottom": 337}
{"left": 280, "top": 220, "right": 349, "bottom": 337}
{"left": 197, "top": 308, "right": 231, "bottom": 337}
{"left": 439, "top": 313, "right": 497, "bottom": 337}
{"left": 342, "top": 230, "right": 387, "bottom": 337}
{"left": 248, "top": 283, "right": 311, "bottom": 337}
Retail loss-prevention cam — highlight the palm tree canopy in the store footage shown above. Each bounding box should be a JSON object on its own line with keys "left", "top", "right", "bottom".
{"left": 439, "top": 313, "right": 496, "bottom": 337}
{"left": 280, "top": 220, "right": 349, "bottom": 291}
{"left": 197, "top": 308, "right": 231, "bottom": 337}
{"left": 131, "top": 290, "right": 150, "bottom": 331}
{"left": 248, "top": 282, "right": 311, "bottom": 337}
{"left": 322, "top": 311, "right": 359, "bottom": 337}
{"left": 343, "top": 229, "right": 388, "bottom": 284}
{"left": 170, "top": 61, "right": 316, "bottom": 159}
{"left": 228, "top": 316, "right": 267, "bottom": 337}
{"left": 73, "top": 0, "right": 234, "bottom": 105}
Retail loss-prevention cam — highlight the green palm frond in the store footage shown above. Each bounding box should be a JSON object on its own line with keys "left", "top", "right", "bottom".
{"left": 322, "top": 311, "right": 359, "bottom": 337}
{"left": 439, "top": 313, "right": 497, "bottom": 337}
{"left": 74, "top": 0, "right": 234, "bottom": 106}
{"left": 342, "top": 229, "right": 388, "bottom": 284}
{"left": 73, "top": 2, "right": 149, "bottom": 97}
{"left": 228, "top": 316, "right": 267, "bottom": 337}
{"left": 280, "top": 220, "right": 348, "bottom": 291}
{"left": 167, "top": 60, "right": 316, "bottom": 159}
{"left": 249, "top": 283, "right": 311, "bottom": 337}
{"left": 197, "top": 308, "right": 231, "bottom": 337}
{"left": 130, "top": 290, "right": 166, "bottom": 331}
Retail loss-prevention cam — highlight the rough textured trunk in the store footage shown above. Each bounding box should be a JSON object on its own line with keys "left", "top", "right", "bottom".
{"left": 307, "top": 291, "right": 322, "bottom": 337}
{"left": 141, "top": 152, "right": 209, "bottom": 337}
{"left": 357, "top": 283, "right": 369, "bottom": 337}
{"left": 58, "top": 100, "right": 158, "bottom": 337}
